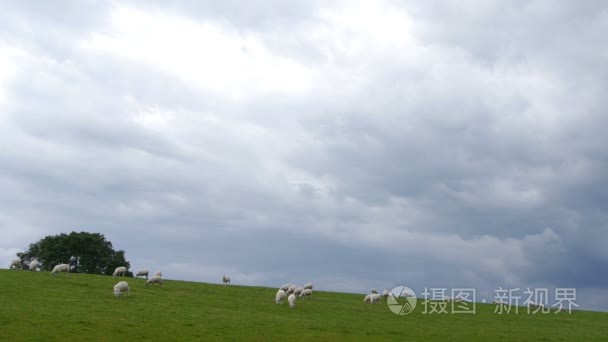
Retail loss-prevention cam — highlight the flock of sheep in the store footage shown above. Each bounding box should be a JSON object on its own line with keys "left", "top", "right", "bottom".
{"left": 275, "top": 283, "right": 314, "bottom": 308}
{"left": 10, "top": 259, "right": 394, "bottom": 309}
{"left": 10, "top": 258, "right": 164, "bottom": 297}
{"left": 363, "top": 288, "right": 391, "bottom": 304}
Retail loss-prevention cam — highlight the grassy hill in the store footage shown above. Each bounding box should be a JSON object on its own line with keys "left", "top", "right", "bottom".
{"left": 0, "top": 270, "right": 606, "bottom": 341}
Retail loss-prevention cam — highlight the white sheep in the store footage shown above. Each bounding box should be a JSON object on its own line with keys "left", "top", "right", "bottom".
{"left": 363, "top": 294, "right": 371, "bottom": 303}
{"left": 146, "top": 276, "right": 163, "bottom": 287}
{"left": 113, "top": 281, "right": 130, "bottom": 297}
{"left": 287, "top": 284, "right": 298, "bottom": 295}
{"left": 222, "top": 275, "right": 231, "bottom": 285}
{"left": 29, "top": 260, "right": 40, "bottom": 271}
{"left": 370, "top": 293, "right": 381, "bottom": 304}
{"left": 294, "top": 287, "right": 303, "bottom": 296}
{"left": 288, "top": 293, "right": 297, "bottom": 308}
{"left": 382, "top": 290, "right": 389, "bottom": 299}
{"left": 299, "top": 288, "right": 312, "bottom": 299}
{"left": 370, "top": 288, "right": 378, "bottom": 294}
{"left": 9, "top": 259, "right": 21, "bottom": 270}
{"left": 51, "top": 264, "right": 70, "bottom": 276}
{"left": 113, "top": 266, "right": 127, "bottom": 277}
{"left": 154, "top": 271, "right": 162, "bottom": 277}
{"left": 303, "top": 283, "right": 313, "bottom": 290}
{"left": 135, "top": 269, "right": 149, "bottom": 279}
{"left": 279, "top": 284, "right": 291, "bottom": 292}
{"left": 276, "top": 289, "right": 286, "bottom": 304}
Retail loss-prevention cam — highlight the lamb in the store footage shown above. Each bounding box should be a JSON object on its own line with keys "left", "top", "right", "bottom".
{"left": 29, "top": 260, "right": 40, "bottom": 271}
{"left": 371, "top": 288, "right": 378, "bottom": 294}
{"left": 279, "top": 284, "right": 291, "bottom": 292}
{"left": 363, "top": 294, "right": 371, "bottom": 303}
{"left": 9, "top": 259, "right": 21, "bottom": 270}
{"left": 299, "top": 289, "right": 312, "bottom": 299}
{"left": 112, "top": 266, "right": 127, "bottom": 277}
{"left": 154, "top": 271, "right": 162, "bottom": 277}
{"left": 146, "top": 276, "right": 163, "bottom": 287}
{"left": 51, "top": 264, "right": 70, "bottom": 276}
{"left": 222, "top": 275, "right": 231, "bottom": 285}
{"left": 113, "top": 281, "right": 130, "bottom": 297}
{"left": 135, "top": 269, "right": 149, "bottom": 279}
{"left": 303, "top": 283, "right": 313, "bottom": 290}
{"left": 288, "top": 293, "right": 296, "bottom": 308}
{"left": 370, "top": 293, "right": 381, "bottom": 304}
{"left": 382, "top": 290, "right": 390, "bottom": 299}
{"left": 276, "top": 289, "right": 286, "bottom": 304}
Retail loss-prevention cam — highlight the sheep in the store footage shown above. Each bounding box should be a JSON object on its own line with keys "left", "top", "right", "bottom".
{"left": 287, "top": 284, "right": 298, "bottom": 295}
{"left": 222, "top": 275, "right": 231, "bottom": 285}
{"left": 9, "top": 259, "right": 21, "bottom": 270}
{"left": 276, "top": 289, "right": 286, "bottom": 304}
{"left": 279, "top": 284, "right": 291, "bottom": 292}
{"left": 113, "top": 266, "right": 127, "bottom": 277}
{"left": 370, "top": 288, "right": 378, "bottom": 294}
{"left": 382, "top": 290, "right": 390, "bottom": 299}
{"left": 113, "top": 281, "right": 130, "bottom": 297}
{"left": 299, "top": 289, "right": 312, "bottom": 299}
{"left": 154, "top": 271, "right": 162, "bottom": 277}
{"left": 294, "top": 287, "right": 303, "bottom": 296}
{"left": 363, "top": 294, "right": 371, "bottom": 303}
{"left": 29, "top": 260, "right": 40, "bottom": 271}
{"left": 288, "top": 293, "right": 297, "bottom": 308}
{"left": 146, "top": 276, "right": 163, "bottom": 287}
{"left": 303, "top": 283, "right": 313, "bottom": 290}
{"left": 370, "top": 293, "right": 381, "bottom": 304}
{"left": 51, "top": 264, "right": 70, "bottom": 276}
{"left": 493, "top": 299, "right": 506, "bottom": 304}
{"left": 135, "top": 269, "right": 149, "bottom": 279}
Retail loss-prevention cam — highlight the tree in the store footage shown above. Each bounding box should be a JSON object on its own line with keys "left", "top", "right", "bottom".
{"left": 17, "top": 231, "right": 131, "bottom": 276}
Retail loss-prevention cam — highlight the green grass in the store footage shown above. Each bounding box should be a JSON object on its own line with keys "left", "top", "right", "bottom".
{"left": 1, "top": 270, "right": 606, "bottom": 341}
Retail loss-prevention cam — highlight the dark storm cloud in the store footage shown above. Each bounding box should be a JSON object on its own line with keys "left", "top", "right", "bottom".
{"left": 0, "top": 1, "right": 606, "bottom": 311}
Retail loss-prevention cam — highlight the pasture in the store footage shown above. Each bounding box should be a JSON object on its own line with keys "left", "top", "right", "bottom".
{"left": 0, "top": 270, "right": 606, "bottom": 341}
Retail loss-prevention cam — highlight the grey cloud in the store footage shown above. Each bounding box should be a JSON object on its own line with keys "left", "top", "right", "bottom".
{"left": 0, "top": 1, "right": 606, "bottom": 311}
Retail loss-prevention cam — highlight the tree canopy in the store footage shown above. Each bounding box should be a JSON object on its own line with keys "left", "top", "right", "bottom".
{"left": 17, "top": 231, "right": 131, "bottom": 276}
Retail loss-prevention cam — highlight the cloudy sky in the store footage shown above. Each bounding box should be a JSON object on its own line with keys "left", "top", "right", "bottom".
{"left": 1, "top": 1, "right": 607, "bottom": 310}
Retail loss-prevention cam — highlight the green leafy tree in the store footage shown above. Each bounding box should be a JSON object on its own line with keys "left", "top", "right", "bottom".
{"left": 17, "top": 231, "right": 131, "bottom": 276}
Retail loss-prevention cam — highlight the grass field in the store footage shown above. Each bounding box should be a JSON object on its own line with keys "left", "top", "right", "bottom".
{"left": 1, "top": 269, "right": 606, "bottom": 341}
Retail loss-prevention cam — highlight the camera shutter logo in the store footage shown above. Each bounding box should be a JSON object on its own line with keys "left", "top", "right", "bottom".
{"left": 387, "top": 286, "right": 417, "bottom": 315}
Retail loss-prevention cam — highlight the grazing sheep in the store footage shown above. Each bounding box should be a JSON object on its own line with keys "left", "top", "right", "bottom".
{"left": 294, "top": 287, "right": 303, "bottom": 296}
{"left": 299, "top": 289, "right": 312, "bottom": 299}
{"left": 303, "top": 283, "right": 313, "bottom": 290}
{"left": 9, "top": 259, "right": 21, "bottom": 270}
{"left": 113, "top": 281, "right": 130, "bottom": 297}
{"left": 154, "top": 271, "right": 162, "bottom": 277}
{"left": 279, "top": 284, "right": 291, "bottom": 292}
{"left": 370, "top": 293, "right": 381, "bottom": 304}
{"left": 51, "top": 264, "right": 70, "bottom": 276}
{"left": 288, "top": 293, "right": 296, "bottom": 308}
{"left": 287, "top": 284, "right": 298, "bottom": 295}
{"left": 222, "top": 275, "right": 230, "bottom": 285}
{"left": 382, "top": 290, "right": 389, "bottom": 299}
{"left": 363, "top": 294, "right": 371, "bottom": 303}
{"left": 276, "top": 289, "right": 286, "bottom": 304}
{"left": 371, "top": 288, "right": 378, "bottom": 294}
{"left": 146, "top": 276, "right": 163, "bottom": 287}
{"left": 29, "top": 260, "right": 40, "bottom": 271}
{"left": 493, "top": 299, "right": 506, "bottom": 304}
{"left": 135, "top": 269, "right": 149, "bottom": 279}
{"left": 112, "top": 266, "right": 127, "bottom": 277}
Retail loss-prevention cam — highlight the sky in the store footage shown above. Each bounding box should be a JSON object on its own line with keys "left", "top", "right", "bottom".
{"left": 1, "top": 1, "right": 607, "bottom": 311}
